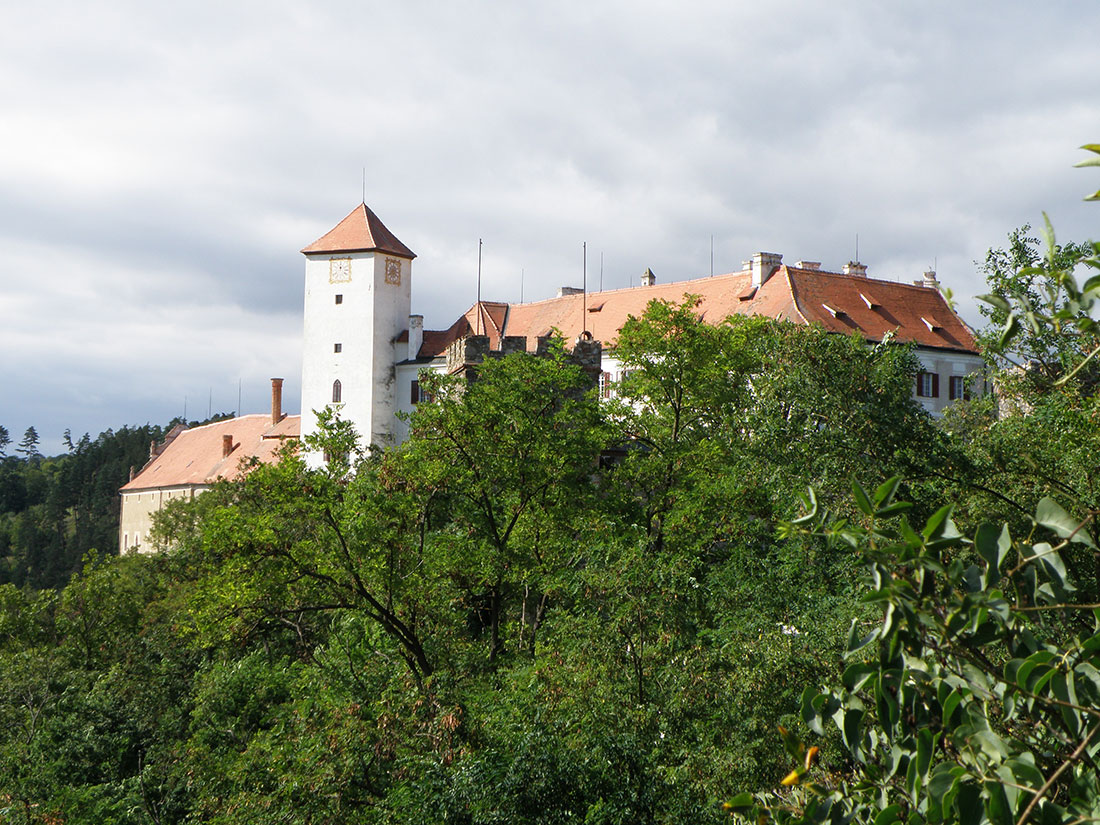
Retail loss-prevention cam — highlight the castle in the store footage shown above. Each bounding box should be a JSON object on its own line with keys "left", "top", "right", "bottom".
{"left": 118, "top": 202, "right": 983, "bottom": 551}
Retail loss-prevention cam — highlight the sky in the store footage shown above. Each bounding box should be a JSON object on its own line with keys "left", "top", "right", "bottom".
{"left": 2, "top": 1, "right": 1099, "bottom": 455}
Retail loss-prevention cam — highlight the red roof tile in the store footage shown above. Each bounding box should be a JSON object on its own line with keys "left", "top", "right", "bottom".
{"left": 120, "top": 415, "right": 301, "bottom": 492}
{"left": 419, "top": 265, "right": 976, "bottom": 357}
{"left": 301, "top": 203, "right": 416, "bottom": 258}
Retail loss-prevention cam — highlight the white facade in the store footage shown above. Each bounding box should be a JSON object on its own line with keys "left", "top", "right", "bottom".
{"left": 914, "top": 349, "right": 986, "bottom": 415}
{"left": 301, "top": 251, "right": 411, "bottom": 456}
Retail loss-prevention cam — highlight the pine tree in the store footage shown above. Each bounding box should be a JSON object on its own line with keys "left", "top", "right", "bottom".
{"left": 16, "top": 427, "right": 40, "bottom": 460}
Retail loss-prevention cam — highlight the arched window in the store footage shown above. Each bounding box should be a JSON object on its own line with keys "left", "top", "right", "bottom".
{"left": 332, "top": 379, "right": 342, "bottom": 403}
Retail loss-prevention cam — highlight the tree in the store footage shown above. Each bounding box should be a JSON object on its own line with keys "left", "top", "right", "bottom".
{"left": 976, "top": 220, "right": 1100, "bottom": 394}
{"left": 400, "top": 339, "right": 611, "bottom": 665}
{"left": 0, "top": 425, "right": 10, "bottom": 457}
{"left": 729, "top": 483, "right": 1100, "bottom": 825}
{"left": 730, "top": 151, "right": 1100, "bottom": 824}
{"left": 16, "top": 427, "right": 40, "bottom": 461}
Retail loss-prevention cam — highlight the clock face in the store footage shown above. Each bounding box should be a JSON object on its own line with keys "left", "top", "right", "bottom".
{"left": 384, "top": 257, "right": 402, "bottom": 286}
{"left": 329, "top": 258, "right": 352, "bottom": 283}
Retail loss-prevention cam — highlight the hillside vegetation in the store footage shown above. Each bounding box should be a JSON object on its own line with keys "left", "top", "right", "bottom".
{"left": 2, "top": 224, "right": 1099, "bottom": 823}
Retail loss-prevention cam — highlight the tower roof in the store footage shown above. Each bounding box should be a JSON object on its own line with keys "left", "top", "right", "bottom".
{"left": 301, "top": 203, "right": 416, "bottom": 258}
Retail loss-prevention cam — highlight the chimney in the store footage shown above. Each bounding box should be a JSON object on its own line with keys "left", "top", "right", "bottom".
{"left": 751, "top": 252, "right": 783, "bottom": 288}
{"left": 270, "top": 378, "right": 284, "bottom": 425}
{"left": 128, "top": 465, "right": 135, "bottom": 481}
{"left": 843, "top": 262, "right": 868, "bottom": 277}
{"left": 795, "top": 260, "right": 821, "bottom": 271}
{"left": 921, "top": 269, "right": 940, "bottom": 289}
{"left": 557, "top": 286, "right": 585, "bottom": 297}
{"left": 222, "top": 434, "right": 234, "bottom": 458}
{"left": 408, "top": 315, "right": 424, "bottom": 360}
{"left": 641, "top": 268, "right": 656, "bottom": 287}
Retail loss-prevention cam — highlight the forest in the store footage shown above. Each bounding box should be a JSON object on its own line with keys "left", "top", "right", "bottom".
{"left": 1, "top": 221, "right": 1100, "bottom": 824}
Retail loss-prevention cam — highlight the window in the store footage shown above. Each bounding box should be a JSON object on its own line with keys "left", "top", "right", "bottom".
{"left": 916, "top": 371, "right": 939, "bottom": 398}
{"left": 411, "top": 379, "right": 434, "bottom": 405}
{"left": 949, "top": 375, "right": 970, "bottom": 401}
{"left": 335, "top": 294, "right": 343, "bottom": 304}
{"left": 599, "top": 371, "right": 612, "bottom": 398}
{"left": 334, "top": 343, "right": 342, "bottom": 353}
{"left": 332, "top": 380, "right": 342, "bottom": 403}
{"left": 123, "top": 533, "right": 129, "bottom": 550}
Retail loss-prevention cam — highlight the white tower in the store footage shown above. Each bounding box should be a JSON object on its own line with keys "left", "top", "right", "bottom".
{"left": 300, "top": 203, "right": 415, "bottom": 457}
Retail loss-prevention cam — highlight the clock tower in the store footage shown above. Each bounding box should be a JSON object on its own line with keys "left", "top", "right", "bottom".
{"left": 300, "top": 203, "right": 415, "bottom": 459}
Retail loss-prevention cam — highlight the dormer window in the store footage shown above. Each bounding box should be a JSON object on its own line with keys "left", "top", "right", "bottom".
{"left": 822, "top": 303, "right": 844, "bottom": 318}
{"left": 859, "top": 292, "right": 878, "bottom": 309}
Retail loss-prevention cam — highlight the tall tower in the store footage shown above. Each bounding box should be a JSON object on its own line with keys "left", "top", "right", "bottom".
{"left": 300, "top": 203, "right": 415, "bottom": 457}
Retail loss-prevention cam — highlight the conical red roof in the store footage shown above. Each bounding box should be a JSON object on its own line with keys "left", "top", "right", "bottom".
{"left": 301, "top": 203, "right": 416, "bottom": 258}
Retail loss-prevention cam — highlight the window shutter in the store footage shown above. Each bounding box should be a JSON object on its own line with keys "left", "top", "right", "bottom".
{"left": 916, "top": 373, "right": 922, "bottom": 396}
{"left": 931, "top": 373, "right": 939, "bottom": 398}
{"left": 411, "top": 379, "right": 420, "bottom": 405}
{"left": 949, "top": 377, "right": 957, "bottom": 400}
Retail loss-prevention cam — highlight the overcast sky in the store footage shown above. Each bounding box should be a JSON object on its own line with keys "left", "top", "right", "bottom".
{"left": 2, "top": 1, "right": 1099, "bottom": 454}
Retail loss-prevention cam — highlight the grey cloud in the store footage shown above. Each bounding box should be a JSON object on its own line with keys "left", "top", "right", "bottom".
{"left": 3, "top": 0, "right": 1100, "bottom": 452}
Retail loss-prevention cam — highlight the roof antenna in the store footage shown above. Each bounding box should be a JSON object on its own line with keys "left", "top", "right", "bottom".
{"left": 476, "top": 239, "right": 483, "bottom": 335}
{"left": 362, "top": 168, "right": 366, "bottom": 204}
{"left": 855, "top": 233, "right": 859, "bottom": 262}
{"left": 582, "top": 242, "right": 587, "bottom": 329}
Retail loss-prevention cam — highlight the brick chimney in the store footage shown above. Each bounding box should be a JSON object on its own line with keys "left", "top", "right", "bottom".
{"left": 843, "top": 262, "right": 868, "bottom": 277}
{"left": 641, "top": 268, "right": 656, "bottom": 287}
{"left": 271, "top": 378, "right": 284, "bottom": 426}
{"left": 222, "top": 434, "right": 234, "bottom": 458}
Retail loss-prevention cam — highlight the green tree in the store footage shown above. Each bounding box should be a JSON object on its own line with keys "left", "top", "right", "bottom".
{"left": 730, "top": 484, "right": 1100, "bottom": 825}
{"left": 16, "top": 427, "right": 40, "bottom": 461}
{"left": 400, "top": 340, "right": 610, "bottom": 666}
{"left": 731, "top": 152, "right": 1100, "bottom": 825}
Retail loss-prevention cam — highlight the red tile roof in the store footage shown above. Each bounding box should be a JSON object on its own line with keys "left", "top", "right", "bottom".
{"left": 419, "top": 264, "right": 977, "bottom": 357}
{"left": 120, "top": 414, "right": 301, "bottom": 492}
{"left": 301, "top": 203, "right": 416, "bottom": 258}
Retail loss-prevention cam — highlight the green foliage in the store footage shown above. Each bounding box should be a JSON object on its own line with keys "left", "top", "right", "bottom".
{"left": 730, "top": 158, "right": 1100, "bottom": 825}
{"left": 0, "top": 284, "right": 1045, "bottom": 820}
{"left": 0, "top": 423, "right": 168, "bottom": 588}
{"left": 732, "top": 486, "right": 1100, "bottom": 825}
{"left": 976, "top": 220, "right": 1100, "bottom": 391}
